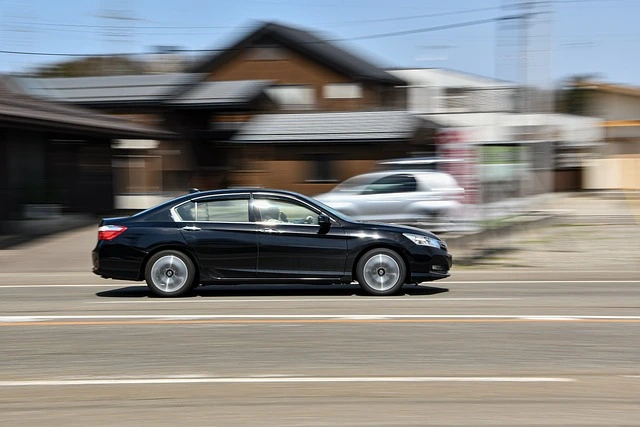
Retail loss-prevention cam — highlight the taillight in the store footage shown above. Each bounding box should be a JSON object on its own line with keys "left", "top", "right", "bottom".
{"left": 98, "top": 225, "right": 128, "bottom": 241}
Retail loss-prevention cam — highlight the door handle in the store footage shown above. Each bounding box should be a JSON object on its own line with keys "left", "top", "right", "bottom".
{"left": 259, "top": 228, "right": 281, "bottom": 233}
{"left": 181, "top": 225, "right": 201, "bottom": 231}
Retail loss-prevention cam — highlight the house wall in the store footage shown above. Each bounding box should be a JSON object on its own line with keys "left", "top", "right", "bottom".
{"left": 581, "top": 90, "right": 640, "bottom": 190}
{"left": 206, "top": 46, "right": 404, "bottom": 111}
{"left": 0, "top": 128, "right": 114, "bottom": 226}
{"left": 583, "top": 154, "right": 640, "bottom": 190}
{"left": 229, "top": 142, "right": 425, "bottom": 196}
{"left": 587, "top": 92, "right": 640, "bottom": 121}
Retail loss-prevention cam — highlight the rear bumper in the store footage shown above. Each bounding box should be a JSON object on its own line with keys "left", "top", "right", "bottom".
{"left": 92, "top": 244, "right": 143, "bottom": 281}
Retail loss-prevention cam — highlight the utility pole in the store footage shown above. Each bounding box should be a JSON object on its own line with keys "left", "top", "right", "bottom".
{"left": 520, "top": 0, "right": 531, "bottom": 113}
{"left": 498, "top": 0, "right": 553, "bottom": 113}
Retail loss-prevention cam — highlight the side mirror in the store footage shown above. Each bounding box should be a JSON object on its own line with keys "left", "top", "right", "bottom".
{"left": 317, "top": 214, "right": 331, "bottom": 232}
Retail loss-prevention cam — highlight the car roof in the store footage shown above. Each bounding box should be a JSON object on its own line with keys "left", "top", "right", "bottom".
{"left": 189, "top": 187, "right": 303, "bottom": 197}
{"left": 344, "top": 170, "right": 457, "bottom": 181}
{"left": 138, "top": 188, "right": 311, "bottom": 216}
{"left": 337, "top": 170, "right": 462, "bottom": 190}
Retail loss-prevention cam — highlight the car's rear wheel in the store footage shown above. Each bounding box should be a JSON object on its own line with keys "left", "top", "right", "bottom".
{"left": 145, "top": 250, "right": 195, "bottom": 297}
{"left": 356, "top": 248, "right": 406, "bottom": 296}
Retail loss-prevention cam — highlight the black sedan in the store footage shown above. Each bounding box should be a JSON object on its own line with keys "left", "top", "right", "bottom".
{"left": 92, "top": 189, "right": 452, "bottom": 297}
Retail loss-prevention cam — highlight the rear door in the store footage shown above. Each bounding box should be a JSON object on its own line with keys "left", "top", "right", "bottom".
{"left": 174, "top": 193, "right": 257, "bottom": 279}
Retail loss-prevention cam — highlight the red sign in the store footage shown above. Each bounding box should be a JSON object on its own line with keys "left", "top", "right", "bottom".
{"left": 436, "top": 130, "right": 479, "bottom": 205}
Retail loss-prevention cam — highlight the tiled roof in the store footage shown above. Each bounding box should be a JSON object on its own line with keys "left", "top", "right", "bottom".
{"left": 11, "top": 73, "right": 204, "bottom": 105}
{"left": 232, "top": 111, "right": 436, "bottom": 143}
{"left": 169, "top": 80, "right": 271, "bottom": 106}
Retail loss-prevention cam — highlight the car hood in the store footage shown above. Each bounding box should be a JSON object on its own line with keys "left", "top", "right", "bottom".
{"left": 352, "top": 220, "right": 441, "bottom": 240}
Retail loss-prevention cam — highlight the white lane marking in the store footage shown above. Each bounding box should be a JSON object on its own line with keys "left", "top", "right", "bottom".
{"left": 0, "top": 285, "right": 115, "bottom": 288}
{"left": 87, "top": 298, "right": 517, "bottom": 304}
{"left": 441, "top": 280, "right": 640, "bottom": 284}
{"left": 0, "top": 273, "right": 92, "bottom": 278}
{"left": 0, "top": 279, "right": 639, "bottom": 289}
{"left": 0, "top": 376, "right": 576, "bottom": 387}
{"left": 622, "top": 375, "right": 640, "bottom": 379}
{"left": 2, "top": 314, "right": 640, "bottom": 323}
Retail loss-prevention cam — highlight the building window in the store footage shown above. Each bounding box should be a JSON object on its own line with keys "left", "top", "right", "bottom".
{"left": 265, "top": 85, "right": 315, "bottom": 110}
{"left": 442, "top": 88, "right": 469, "bottom": 113}
{"left": 306, "top": 154, "right": 337, "bottom": 183}
{"left": 245, "top": 46, "right": 289, "bottom": 61}
{"left": 323, "top": 83, "right": 363, "bottom": 99}
{"left": 364, "top": 174, "right": 417, "bottom": 194}
{"left": 112, "top": 155, "right": 161, "bottom": 195}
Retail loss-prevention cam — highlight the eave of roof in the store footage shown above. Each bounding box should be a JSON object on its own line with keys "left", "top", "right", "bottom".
{"left": 601, "top": 120, "right": 640, "bottom": 128}
{"left": 577, "top": 81, "right": 640, "bottom": 98}
{"left": 189, "top": 22, "right": 405, "bottom": 86}
{"left": 231, "top": 110, "right": 438, "bottom": 144}
{"left": 0, "top": 78, "right": 175, "bottom": 139}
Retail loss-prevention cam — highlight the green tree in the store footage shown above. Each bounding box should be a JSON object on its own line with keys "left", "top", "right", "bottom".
{"left": 32, "top": 55, "right": 148, "bottom": 78}
{"left": 555, "top": 74, "right": 601, "bottom": 116}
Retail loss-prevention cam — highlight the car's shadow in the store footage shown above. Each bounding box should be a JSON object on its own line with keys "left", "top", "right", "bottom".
{"left": 96, "top": 283, "right": 449, "bottom": 298}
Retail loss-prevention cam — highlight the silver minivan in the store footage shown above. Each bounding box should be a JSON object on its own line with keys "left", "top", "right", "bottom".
{"left": 314, "top": 170, "right": 464, "bottom": 225}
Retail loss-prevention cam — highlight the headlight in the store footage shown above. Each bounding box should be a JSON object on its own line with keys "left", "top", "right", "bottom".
{"left": 403, "top": 233, "right": 441, "bottom": 248}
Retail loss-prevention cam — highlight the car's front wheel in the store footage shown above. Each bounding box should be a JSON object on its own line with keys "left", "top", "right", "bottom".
{"left": 145, "top": 250, "right": 196, "bottom": 297}
{"left": 356, "top": 248, "right": 406, "bottom": 296}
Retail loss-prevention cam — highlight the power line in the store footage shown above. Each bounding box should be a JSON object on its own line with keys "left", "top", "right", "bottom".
{"left": 322, "top": 6, "right": 502, "bottom": 26}
{"left": 1, "top": 5, "right": 505, "bottom": 32}
{"left": 332, "top": 17, "right": 501, "bottom": 42}
{"left": 0, "top": 15, "right": 506, "bottom": 58}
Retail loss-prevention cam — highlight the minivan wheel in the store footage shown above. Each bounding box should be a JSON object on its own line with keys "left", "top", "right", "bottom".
{"left": 145, "top": 250, "right": 195, "bottom": 297}
{"left": 356, "top": 248, "right": 406, "bottom": 296}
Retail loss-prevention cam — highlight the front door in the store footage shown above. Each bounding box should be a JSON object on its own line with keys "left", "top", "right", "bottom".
{"left": 176, "top": 194, "right": 257, "bottom": 280}
{"left": 252, "top": 194, "right": 348, "bottom": 279}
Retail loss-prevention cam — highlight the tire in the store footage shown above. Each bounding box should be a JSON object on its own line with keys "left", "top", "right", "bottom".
{"left": 145, "top": 250, "right": 196, "bottom": 297}
{"left": 355, "top": 248, "right": 406, "bottom": 296}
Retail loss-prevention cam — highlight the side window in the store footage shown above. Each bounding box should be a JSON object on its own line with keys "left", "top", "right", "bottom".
{"left": 173, "top": 199, "right": 250, "bottom": 222}
{"left": 175, "top": 202, "right": 196, "bottom": 221}
{"left": 254, "top": 198, "right": 319, "bottom": 225}
{"left": 365, "top": 174, "right": 417, "bottom": 194}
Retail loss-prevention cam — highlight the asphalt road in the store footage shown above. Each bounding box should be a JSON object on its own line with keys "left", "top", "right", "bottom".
{"left": 1, "top": 276, "right": 640, "bottom": 426}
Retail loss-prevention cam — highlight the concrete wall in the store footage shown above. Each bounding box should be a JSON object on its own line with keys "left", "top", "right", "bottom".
{"left": 583, "top": 155, "right": 640, "bottom": 190}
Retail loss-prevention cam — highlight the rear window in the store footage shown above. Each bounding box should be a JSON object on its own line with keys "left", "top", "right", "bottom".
{"left": 174, "top": 199, "right": 250, "bottom": 222}
{"left": 333, "top": 175, "right": 377, "bottom": 193}
{"left": 420, "top": 173, "right": 459, "bottom": 190}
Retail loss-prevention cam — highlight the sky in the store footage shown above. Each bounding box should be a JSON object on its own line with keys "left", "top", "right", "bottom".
{"left": 1, "top": 0, "right": 639, "bottom": 87}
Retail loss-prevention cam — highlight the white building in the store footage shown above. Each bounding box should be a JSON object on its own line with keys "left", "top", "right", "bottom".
{"left": 388, "top": 68, "right": 604, "bottom": 201}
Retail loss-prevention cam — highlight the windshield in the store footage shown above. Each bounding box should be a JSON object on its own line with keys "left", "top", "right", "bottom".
{"left": 303, "top": 195, "right": 356, "bottom": 222}
{"left": 332, "top": 175, "right": 376, "bottom": 194}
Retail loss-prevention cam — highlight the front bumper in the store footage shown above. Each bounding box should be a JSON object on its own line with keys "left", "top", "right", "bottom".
{"left": 405, "top": 245, "right": 453, "bottom": 283}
